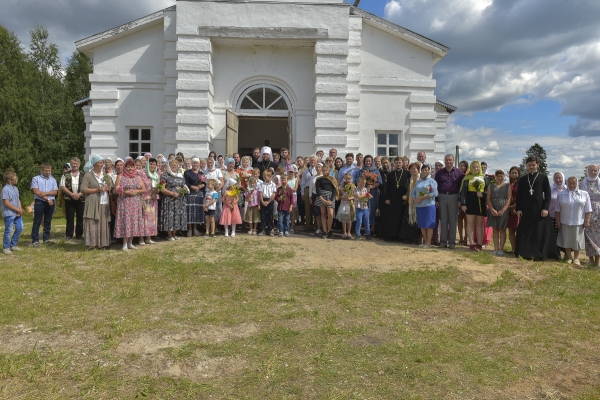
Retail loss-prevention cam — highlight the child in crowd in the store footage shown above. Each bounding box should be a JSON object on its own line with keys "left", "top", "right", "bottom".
{"left": 258, "top": 170, "right": 277, "bottom": 236}
{"left": 203, "top": 179, "right": 219, "bottom": 237}
{"left": 276, "top": 175, "right": 294, "bottom": 237}
{"left": 220, "top": 181, "right": 242, "bottom": 237}
{"left": 354, "top": 176, "right": 372, "bottom": 240}
{"left": 2, "top": 172, "right": 23, "bottom": 254}
{"left": 252, "top": 168, "right": 263, "bottom": 184}
{"left": 244, "top": 176, "right": 261, "bottom": 234}
{"left": 337, "top": 172, "right": 355, "bottom": 239}
{"left": 273, "top": 166, "right": 286, "bottom": 187}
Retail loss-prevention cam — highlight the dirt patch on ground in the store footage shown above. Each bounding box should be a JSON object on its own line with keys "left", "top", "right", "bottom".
{"left": 0, "top": 325, "right": 101, "bottom": 354}
{"left": 116, "top": 323, "right": 258, "bottom": 355}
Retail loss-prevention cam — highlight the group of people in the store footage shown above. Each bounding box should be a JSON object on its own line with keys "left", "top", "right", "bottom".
{"left": 2, "top": 147, "right": 600, "bottom": 266}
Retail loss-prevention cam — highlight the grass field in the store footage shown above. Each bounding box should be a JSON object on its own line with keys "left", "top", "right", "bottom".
{"left": 1, "top": 215, "right": 600, "bottom": 399}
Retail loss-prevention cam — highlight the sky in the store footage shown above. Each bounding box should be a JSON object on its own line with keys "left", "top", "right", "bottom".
{"left": 2, "top": 0, "right": 599, "bottom": 178}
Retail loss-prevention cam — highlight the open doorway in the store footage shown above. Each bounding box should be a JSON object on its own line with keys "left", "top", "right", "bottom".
{"left": 237, "top": 117, "right": 289, "bottom": 157}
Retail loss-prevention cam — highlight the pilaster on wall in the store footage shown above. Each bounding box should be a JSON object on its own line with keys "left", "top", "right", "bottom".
{"left": 407, "top": 93, "right": 438, "bottom": 159}
{"left": 175, "top": 35, "right": 214, "bottom": 157}
{"left": 433, "top": 111, "right": 450, "bottom": 158}
{"left": 87, "top": 88, "right": 119, "bottom": 157}
{"left": 82, "top": 105, "right": 92, "bottom": 158}
{"left": 345, "top": 15, "right": 362, "bottom": 152}
{"left": 164, "top": 9, "right": 177, "bottom": 155}
{"left": 314, "top": 38, "right": 348, "bottom": 150}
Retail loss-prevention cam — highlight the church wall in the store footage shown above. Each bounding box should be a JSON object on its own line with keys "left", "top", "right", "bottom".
{"left": 211, "top": 45, "right": 316, "bottom": 157}
{"left": 87, "top": 22, "right": 167, "bottom": 159}
{"left": 358, "top": 23, "right": 443, "bottom": 160}
{"left": 93, "top": 22, "right": 166, "bottom": 76}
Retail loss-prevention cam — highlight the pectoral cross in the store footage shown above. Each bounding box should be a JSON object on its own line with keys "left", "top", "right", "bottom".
{"left": 396, "top": 184, "right": 400, "bottom": 188}
{"left": 529, "top": 189, "right": 534, "bottom": 195}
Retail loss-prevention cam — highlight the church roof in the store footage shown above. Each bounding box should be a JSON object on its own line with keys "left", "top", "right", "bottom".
{"left": 436, "top": 100, "right": 457, "bottom": 113}
{"left": 75, "top": 3, "right": 448, "bottom": 60}
{"left": 75, "top": 6, "right": 175, "bottom": 52}
{"left": 350, "top": 6, "right": 449, "bottom": 59}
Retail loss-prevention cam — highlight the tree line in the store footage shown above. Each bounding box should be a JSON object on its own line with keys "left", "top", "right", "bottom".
{"left": 0, "top": 24, "right": 92, "bottom": 198}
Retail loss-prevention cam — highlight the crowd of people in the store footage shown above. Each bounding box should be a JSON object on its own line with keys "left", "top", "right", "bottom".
{"left": 2, "top": 147, "right": 599, "bottom": 266}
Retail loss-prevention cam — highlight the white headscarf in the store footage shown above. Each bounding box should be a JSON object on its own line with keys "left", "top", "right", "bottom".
{"left": 167, "top": 159, "right": 183, "bottom": 178}
{"left": 552, "top": 171, "right": 566, "bottom": 191}
{"left": 260, "top": 146, "right": 273, "bottom": 162}
{"left": 580, "top": 165, "right": 600, "bottom": 191}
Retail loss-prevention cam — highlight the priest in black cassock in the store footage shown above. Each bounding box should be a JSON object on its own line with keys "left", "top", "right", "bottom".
{"left": 381, "top": 157, "right": 409, "bottom": 240}
{"left": 515, "top": 156, "right": 559, "bottom": 260}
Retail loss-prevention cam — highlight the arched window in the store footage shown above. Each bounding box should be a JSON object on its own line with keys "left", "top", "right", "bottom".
{"left": 237, "top": 84, "right": 291, "bottom": 113}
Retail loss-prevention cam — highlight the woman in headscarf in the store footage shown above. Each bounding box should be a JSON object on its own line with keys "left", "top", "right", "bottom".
{"left": 114, "top": 159, "right": 145, "bottom": 251}
{"left": 184, "top": 157, "right": 205, "bottom": 236}
{"left": 158, "top": 158, "right": 188, "bottom": 240}
{"left": 486, "top": 169, "right": 511, "bottom": 256}
{"left": 580, "top": 164, "right": 600, "bottom": 266}
{"left": 460, "top": 160, "right": 488, "bottom": 251}
{"left": 205, "top": 157, "right": 225, "bottom": 229}
{"left": 359, "top": 155, "right": 382, "bottom": 236}
{"left": 139, "top": 157, "right": 159, "bottom": 244}
{"left": 549, "top": 171, "right": 567, "bottom": 258}
{"left": 81, "top": 155, "right": 114, "bottom": 250}
{"left": 398, "top": 162, "right": 421, "bottom": 243}
{"left": 506, "top": 166, "right": 520, "bottom": 253}
{"left": 515, "top": 156, "right": 558, "bottom": 260}
{"left": 556, "top": 176, "right": 592, "bottom": 265}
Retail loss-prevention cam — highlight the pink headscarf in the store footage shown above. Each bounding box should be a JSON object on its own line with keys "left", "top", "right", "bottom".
{"left": 123, "top": 159, "right": 138, "bottom": 178}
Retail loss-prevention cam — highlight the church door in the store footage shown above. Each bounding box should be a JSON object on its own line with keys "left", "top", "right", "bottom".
{"left": 226, "top": 109, "right": 239, "bottom": 156}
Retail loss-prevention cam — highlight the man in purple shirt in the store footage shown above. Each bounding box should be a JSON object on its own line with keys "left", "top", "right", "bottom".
{"left": 435, "top": 154, "right": 464, "bottom": 248}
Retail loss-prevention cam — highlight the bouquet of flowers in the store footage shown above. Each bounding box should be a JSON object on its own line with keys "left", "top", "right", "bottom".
{"left": 418, "top": 185, "right": 434, "bottom": 197}
{"left": 471, "top": 176, "right": 486, "bottom": 192}
{"left": 360, "top": 192, "right": 372, "bottom": 205}
{"left": 226, "top": 185, "right": 241, "bottom": 199}
{"left": 362, "top": 171, "right": 379, "bottom": 186}
{"left": 176, "top": 185, "right": 190, "bottom": 197}
{"left": 342, "top": 183, "right": 354, "bottom": 199}
{"left": 153, "top": 179, "right": 166, "bottom": 197}
{"left": 277, "top": 186, "right": 287, "bottom": 202}
{"left": 235, "top": 169, "right": 251, "bottom": 189}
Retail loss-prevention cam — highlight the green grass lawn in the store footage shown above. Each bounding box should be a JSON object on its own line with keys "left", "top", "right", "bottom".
{"left": 1, "top": 215, "right": 600, "bottom": 399}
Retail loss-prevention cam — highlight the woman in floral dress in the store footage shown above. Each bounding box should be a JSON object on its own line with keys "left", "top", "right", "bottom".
{"left": 159, "top": 159, "right": 188, "bottom": 240}
{"left": 114, "top": 159, "right": 145, "bottom": 251}
{"left": 580, "top": 164, "right": 600, "bottom": 266}
{"left": 139, "top": 158, "right": 160, "bottom": 244}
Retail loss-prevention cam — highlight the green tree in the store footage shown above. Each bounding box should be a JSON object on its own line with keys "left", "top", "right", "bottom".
{"left": 519, "top": 143, "right": 548, "bottom": 175}
{"left": 0, "top": 24, "right": 39, "bottom": 195}
{"left": 64, "top": 50, "right": 93, "bottom": 159}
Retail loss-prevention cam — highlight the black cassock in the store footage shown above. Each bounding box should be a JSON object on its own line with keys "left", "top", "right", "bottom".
{"left": 381, "top": 169, "right": 409, "bottom": 239}
{"left": 515, "top": 173, "right": 559, "bottom": 260}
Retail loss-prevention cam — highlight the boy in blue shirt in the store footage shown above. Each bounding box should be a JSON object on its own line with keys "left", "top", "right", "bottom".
{"left": 2, "top": 172, "right": 24, "bottom": 254}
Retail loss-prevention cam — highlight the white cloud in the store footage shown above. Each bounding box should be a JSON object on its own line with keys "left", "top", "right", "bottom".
{"left": 383, "top": 0, "right": 402, "bottom": 20}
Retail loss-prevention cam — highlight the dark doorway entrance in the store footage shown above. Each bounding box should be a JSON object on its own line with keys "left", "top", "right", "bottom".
{"left": 237, "top": 117, "right": 289, "bottom": 157}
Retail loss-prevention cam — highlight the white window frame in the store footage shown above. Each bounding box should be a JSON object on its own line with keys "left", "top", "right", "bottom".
{"left": 375, "top": 130, "right": 403, "bottom": 157}
{"left": 236, "top": 83, "right": 292, "bottom": 117}
{"left": 128, "top": 127, "right": 152, "bottom": 158}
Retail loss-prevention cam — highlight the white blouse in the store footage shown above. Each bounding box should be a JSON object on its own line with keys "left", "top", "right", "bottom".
{"left": 555, "top": 189, "right": 592, "bottom": 226}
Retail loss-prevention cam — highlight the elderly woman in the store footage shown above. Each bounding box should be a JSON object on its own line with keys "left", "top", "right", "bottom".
{"left": 114, "top": 159, "right": 145, "bottom": 251}
{"left": 556, "top": 176, "right": 592, "bottom": 265}
{"left": 159, "top": 158, "right": 188, "bottom": 240}
{"left": 549, "top": 172, "right": 567, "bottom": 257}
{"left": 81, "top": 155, "right": 114, "bottom": 250}
{"left": 580, "top": 164, "right": 600, "bottom": 266}
{"left": 184, "top": 157, "right": 206, "bottom": 236}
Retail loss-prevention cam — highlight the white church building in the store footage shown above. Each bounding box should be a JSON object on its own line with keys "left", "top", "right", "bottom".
{"left": 75, "top": 0, "right": 454, "bottom": 160}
